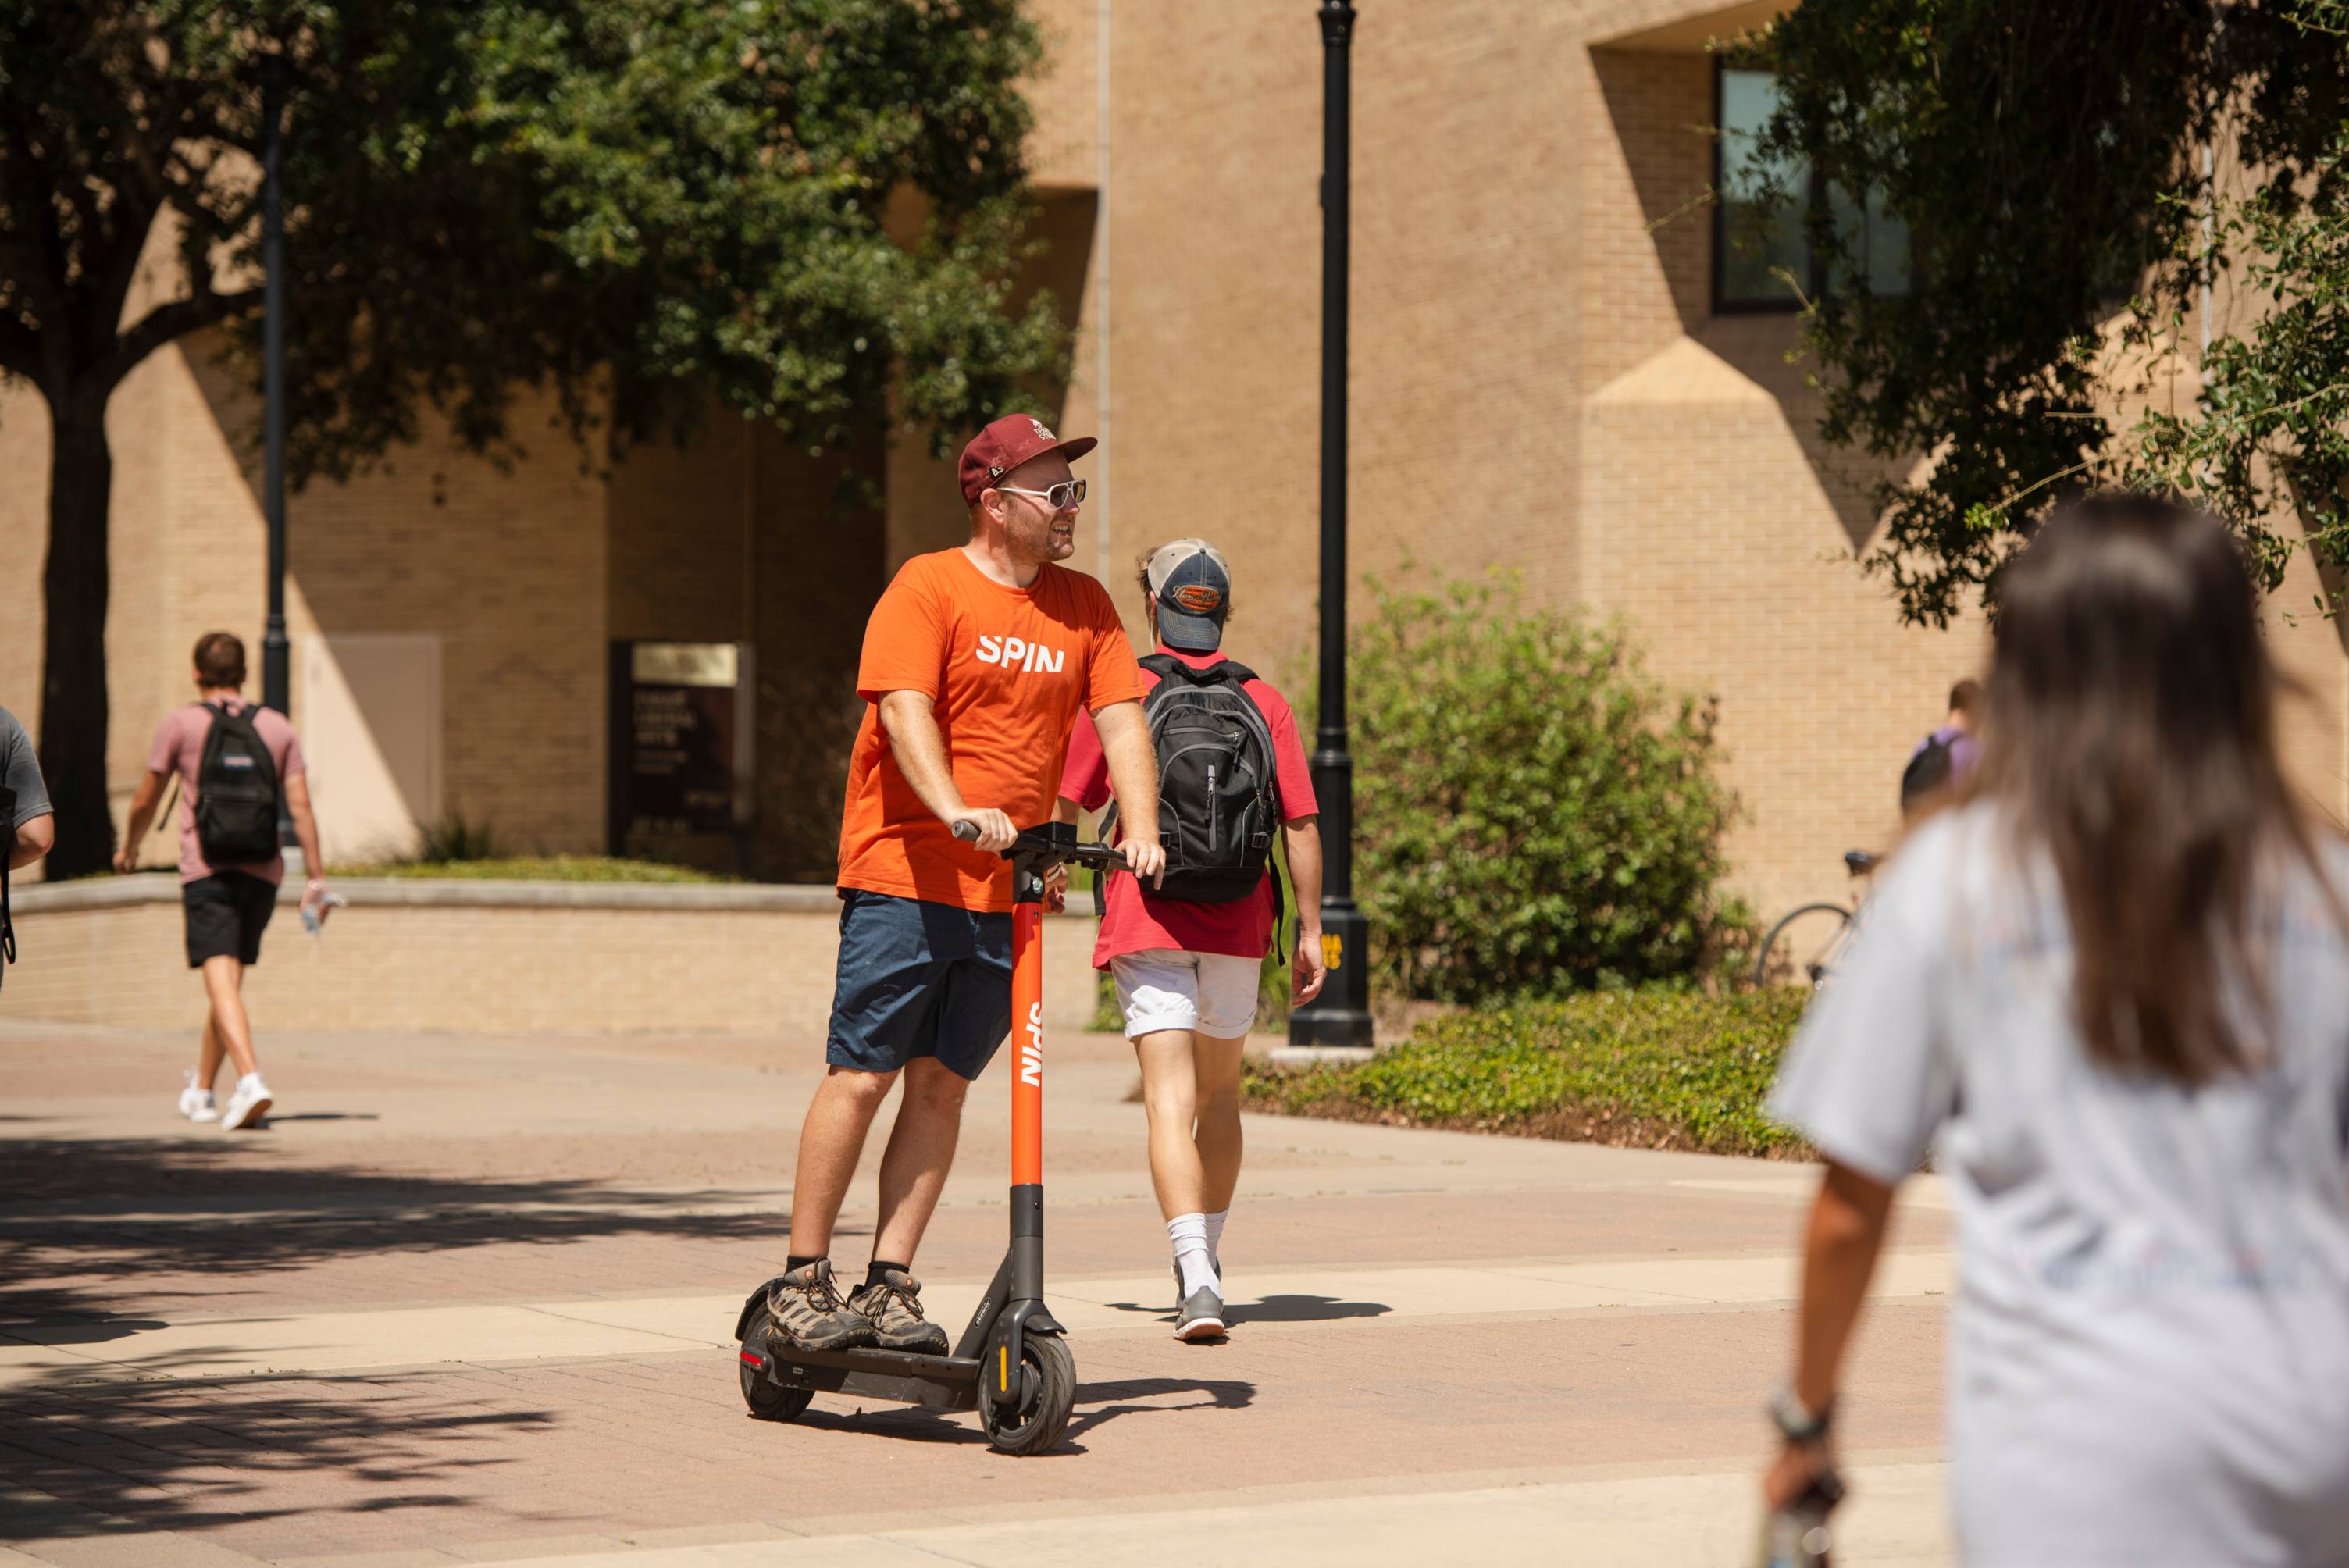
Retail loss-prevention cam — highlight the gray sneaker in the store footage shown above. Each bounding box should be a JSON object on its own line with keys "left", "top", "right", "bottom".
{"left": 1174, "top": 1284, "right": 1226, "bottom": 1342}
{"left": 1172, "top": 1257, "right": 1223, "bottom": 1311}
{"left": 765, "top": 1260, "right": 878, "bottom": 1352}
{"left": 847, "top": 1267, "right": 950, "bottom": 1354}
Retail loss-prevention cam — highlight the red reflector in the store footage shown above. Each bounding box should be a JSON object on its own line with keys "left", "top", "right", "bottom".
{"left": 739, "top": 1350, "right": 766, "bottom": 1369}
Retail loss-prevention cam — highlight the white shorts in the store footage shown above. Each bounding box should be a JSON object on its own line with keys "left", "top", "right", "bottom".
{"left": 1110, "top": 949, "right": 1261, "bottom": 1040}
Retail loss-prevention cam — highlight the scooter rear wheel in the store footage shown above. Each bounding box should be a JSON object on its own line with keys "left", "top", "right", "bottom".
{"left": 739, "top": 1306, "right": 814, "bottom": 1423}
{"left": 977, "top": 1333, "right": 1075, "bottom": 1456}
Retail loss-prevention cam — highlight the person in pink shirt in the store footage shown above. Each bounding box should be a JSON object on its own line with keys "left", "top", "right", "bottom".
{"left": 1056, "top": 540, "right": 1326, "bottom": 1341}
{"left": 116, "top": 633, "right": 330, "bottom": 1131}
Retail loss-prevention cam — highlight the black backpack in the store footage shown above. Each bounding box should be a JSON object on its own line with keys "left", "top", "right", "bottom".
{"left": 1103, "top": 654, "right": 1281, "bottom": 904}
{"left": 1900, "top": 732, "right": 1954, "bottom": 818}
{"left": 194, "top": 702, "right": 282, "bottom": 863}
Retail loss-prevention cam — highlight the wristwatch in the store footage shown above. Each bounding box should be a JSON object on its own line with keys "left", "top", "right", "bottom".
{"left": 1769, "top": 1385, "right": 1834, "bottom": 1444}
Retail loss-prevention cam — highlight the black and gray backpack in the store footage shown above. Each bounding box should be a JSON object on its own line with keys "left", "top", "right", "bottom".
{"left": 194, "top": 702, "right": 282, "bottom": 864}
{"left": 1103, "top": 654, "right": 1281, "bottom": 905}
{"left": 1899, "top": 732, "right": 1954, "bottom": 819}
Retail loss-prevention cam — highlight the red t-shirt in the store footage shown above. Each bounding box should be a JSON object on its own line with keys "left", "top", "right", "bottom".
{"left": 1058, "top": 647, "right": 1317, "bottom": 968}
{"left": 837, "top": 548, "right": 1146, "bottom": 913}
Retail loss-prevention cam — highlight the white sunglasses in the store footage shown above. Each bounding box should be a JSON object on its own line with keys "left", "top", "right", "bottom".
{"left": 995, "top": 478, "right": 1087, "bottom": 511}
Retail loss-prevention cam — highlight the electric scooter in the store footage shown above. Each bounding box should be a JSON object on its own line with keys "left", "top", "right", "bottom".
{"left": 733, "top": 821, "right": 1126, "bottom": 1456}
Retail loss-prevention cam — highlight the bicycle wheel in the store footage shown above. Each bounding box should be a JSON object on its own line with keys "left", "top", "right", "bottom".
{"left": 1752, "top": 903, "right": 1855, "bottom": 990}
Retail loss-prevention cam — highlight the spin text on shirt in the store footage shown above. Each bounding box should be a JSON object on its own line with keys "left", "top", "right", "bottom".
{"left": 973, "top": 634, "right": 1067, "bottom": 674}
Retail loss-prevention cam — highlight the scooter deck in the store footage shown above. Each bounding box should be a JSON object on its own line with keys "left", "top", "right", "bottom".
{"left": 743, "top": 1336, "right": 984, "bottom": 1412}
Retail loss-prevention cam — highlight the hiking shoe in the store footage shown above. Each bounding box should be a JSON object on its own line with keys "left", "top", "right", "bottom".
{"left": 847, "top": 1267, "right": 949, "bottom": 1355}
{"left": 179, "top": 1069, "right": 219, "bottom": 1124}
{"left": 765, "top": 1260, "right": 878, "bottom": 1352}
{"left": 1174, "top": 1285, "right": 1227, "bottom": 1342}
{"left": 221, "top": 1074, "right": 273, "bottom": 1131}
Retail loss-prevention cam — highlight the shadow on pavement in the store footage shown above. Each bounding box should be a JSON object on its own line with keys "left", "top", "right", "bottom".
{"left": 1100, "top": 1294, "right": 1393, "bottom": 1326}
{"left": 1229, "top": 1294, "right": 1392, "bottom": 1326}
{"left": 0, "top": 1135, "right": 847, "bottom": 1327}
{"left": 0, "top": 1370, "right": 554, "bottom": 1543}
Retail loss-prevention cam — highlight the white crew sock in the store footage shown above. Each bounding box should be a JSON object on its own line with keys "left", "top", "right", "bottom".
{"left": 1203, "top": 1209, "right": 1229, "bottom": 1270}
{"left": 237, "top": 1072, "right": 266, "bottom": 1094}
{"left": 1167, "top": 1213, "right": 1217, "bottom": 1297}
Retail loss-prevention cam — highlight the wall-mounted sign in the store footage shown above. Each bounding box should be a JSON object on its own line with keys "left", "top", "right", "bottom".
{"left": 608, "top": 641, "right": 754, "bottom": 853}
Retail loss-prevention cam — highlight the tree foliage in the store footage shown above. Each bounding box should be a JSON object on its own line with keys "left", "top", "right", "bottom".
{"left": 1344, "top": 575, "right": 1744, "bottom": 1003}
{"left": 1744, "top": 0, "right": 2349, "bottom": 622}
{"left": 0, "top": 0, "right": 1068, "bottom": 875}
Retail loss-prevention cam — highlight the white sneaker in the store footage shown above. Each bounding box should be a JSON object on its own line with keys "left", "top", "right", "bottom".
{"left": 221, "top": 1074, "right": 273, "bottom": 1131}
{"left": 178, "top": 1069, "right": 219, "bottom": 1124}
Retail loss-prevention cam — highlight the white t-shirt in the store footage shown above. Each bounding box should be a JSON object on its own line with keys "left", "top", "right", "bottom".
{"left": 1771, "top": 804, "right": 2349, "bottom": 1566}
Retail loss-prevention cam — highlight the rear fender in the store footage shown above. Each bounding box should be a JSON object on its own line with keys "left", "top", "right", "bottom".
{"left": 735, "top": 1278, "right": 786, "bottom": 1342}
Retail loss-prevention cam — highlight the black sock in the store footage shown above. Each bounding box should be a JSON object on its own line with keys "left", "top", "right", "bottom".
{"left": 786, "top": 1254, "right": 823, "bottom": 1274}
{"left": 866, "top": 1260, "right": 911, "bottom": 1289}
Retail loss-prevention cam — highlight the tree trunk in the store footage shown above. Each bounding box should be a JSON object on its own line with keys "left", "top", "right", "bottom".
{"left": 38, "top": 390, "right": 116, "bottom": 881}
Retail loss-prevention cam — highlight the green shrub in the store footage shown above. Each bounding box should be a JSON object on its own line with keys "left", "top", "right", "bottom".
{"left": 1344, "top": 574, "right": 1742, "bottom": 1002}
{"left": 412, "top": 810, "right": 501, "bottom": 863}
{"left": 1242, "top": 988, "right": 1811, "bottom": 1157}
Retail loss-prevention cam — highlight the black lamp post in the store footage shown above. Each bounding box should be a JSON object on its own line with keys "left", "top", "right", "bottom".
{"left": 258, "top": 52, "right": 296, "bottom": 853}
{"left": 1288, "top": 0, "right": 1375, "bottom": 1053}
{"left": 260, "top": 52, "right": 291, "bottom": 724}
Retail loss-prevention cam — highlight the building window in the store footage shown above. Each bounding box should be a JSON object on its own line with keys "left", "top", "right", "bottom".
{"left": 1714, "top": 64, "right": 1910, "bottom": 312}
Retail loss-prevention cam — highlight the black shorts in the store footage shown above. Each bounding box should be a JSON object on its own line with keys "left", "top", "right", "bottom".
{"left": 825, "top": 889, "right": 1013, "bottom": 1081}
{"left": 184, "top": 872, "right": 278, "bottom": 968}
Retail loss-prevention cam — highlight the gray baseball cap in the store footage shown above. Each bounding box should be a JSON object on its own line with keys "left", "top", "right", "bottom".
{"left": 1145, "top": 540, "right": 1232, "bottom": 653}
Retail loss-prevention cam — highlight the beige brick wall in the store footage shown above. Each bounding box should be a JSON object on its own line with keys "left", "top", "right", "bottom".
{"left": 1569, "top": 34, "right": 1991, "bottom": 918}
{"left": 1089, "top": 0, "right": 1987, "bottom": 922}
{"left": 1023, "top": 0, "right": 1097, "bottom": 192}
{"left": 5, "top": 893, "right": 1103, "bottom": 1039}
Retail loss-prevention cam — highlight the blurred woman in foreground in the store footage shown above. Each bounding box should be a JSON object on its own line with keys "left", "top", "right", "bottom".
{"left": 1763, "top": 494, "right": 2349, "bottom": 1564}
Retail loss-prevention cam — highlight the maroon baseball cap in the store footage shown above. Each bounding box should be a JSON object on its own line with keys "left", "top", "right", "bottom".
{"left": 957, "top": 414, "right": 1097, "bottom": 507}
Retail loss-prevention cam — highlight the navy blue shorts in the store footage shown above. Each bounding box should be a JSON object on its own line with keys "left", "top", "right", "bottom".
{"left": 825, "top": 890, "right": 1013, "bottom": 1081}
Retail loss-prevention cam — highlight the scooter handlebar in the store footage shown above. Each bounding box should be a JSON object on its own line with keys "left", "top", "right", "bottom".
{"left": 950, "top": 818, "right": 1128, "bottom": 871}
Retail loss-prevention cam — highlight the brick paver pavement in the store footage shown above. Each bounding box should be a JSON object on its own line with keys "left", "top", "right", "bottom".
{"left": 0, "top": 1019, "right": 1951, "bottom": 1565}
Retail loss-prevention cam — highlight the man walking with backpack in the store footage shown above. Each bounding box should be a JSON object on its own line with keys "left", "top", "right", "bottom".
{"left": 1899, "top": 678, "right": 1982, "bottom": 821}
{"left": 117, "top": 633, "right": 328, "bottom": 1131}
{"left": 1056, "top": 539, "right": 1326, "bottom": 1342}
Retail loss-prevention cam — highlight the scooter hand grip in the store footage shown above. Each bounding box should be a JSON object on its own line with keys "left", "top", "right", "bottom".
{"left": 950, "top": 819, "right": 982, "bottom": 842}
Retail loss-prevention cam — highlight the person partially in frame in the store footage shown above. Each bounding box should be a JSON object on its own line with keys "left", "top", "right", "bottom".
{"left": 1764, "top": 494, "right": 2349, "bottom": 1565}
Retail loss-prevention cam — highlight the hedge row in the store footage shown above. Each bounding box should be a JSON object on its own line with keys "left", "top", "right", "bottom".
{"left": 1241, "top": 987, "right": 1814, "bottom": 1158}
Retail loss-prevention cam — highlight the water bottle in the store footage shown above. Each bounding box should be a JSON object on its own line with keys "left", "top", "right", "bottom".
{"left": 300, "top": 889, "right": 348, "bottom": 937}
{"left": 1757, "top": 1467, "right": 1843, "bottom": 1568}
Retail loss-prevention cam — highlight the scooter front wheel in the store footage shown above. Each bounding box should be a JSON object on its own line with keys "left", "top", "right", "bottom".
{"left": 738, "top": 1306, "right": 815, "bottom": 1423}
{"left": 977, "top": 1333, "right": 1075, "bottom": 1456}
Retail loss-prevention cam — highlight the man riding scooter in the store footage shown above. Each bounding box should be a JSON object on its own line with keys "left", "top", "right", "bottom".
{"left": 764, "top": 414, "right": 1165, "bottom": 1352}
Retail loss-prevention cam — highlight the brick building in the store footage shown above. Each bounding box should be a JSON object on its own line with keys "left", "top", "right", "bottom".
{"left": 3, "top": 0, "right": 2340, "bottom": 919}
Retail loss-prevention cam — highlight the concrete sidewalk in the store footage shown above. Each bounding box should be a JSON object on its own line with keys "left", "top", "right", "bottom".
{"left": 0, "top": 1019, "right": 1952, "bottom": 1565}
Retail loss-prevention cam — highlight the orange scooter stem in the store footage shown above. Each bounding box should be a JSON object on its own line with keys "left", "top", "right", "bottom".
{"left": 1010, "top": 900, "right": 1044, "bottom": 1188}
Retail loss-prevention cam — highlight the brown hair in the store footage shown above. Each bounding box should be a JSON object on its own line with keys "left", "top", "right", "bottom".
{"left": 1973, "top": 493, "right": 2330, "bottom": 1084}
{"left": 1948, "top": 678, "right": 1983, "bottom": 717}
{"left": 194, "top": 632, "right": 246, "bottom": 689}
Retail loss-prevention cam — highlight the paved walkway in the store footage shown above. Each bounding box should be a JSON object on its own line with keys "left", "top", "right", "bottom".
{"left": 0, "top": 1017, "right": 1953, "bottom": 1565}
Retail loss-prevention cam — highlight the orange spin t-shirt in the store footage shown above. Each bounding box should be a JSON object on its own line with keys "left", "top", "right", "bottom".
{"left": 836, "top": 548, "right": 1146, "bottom": 913}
